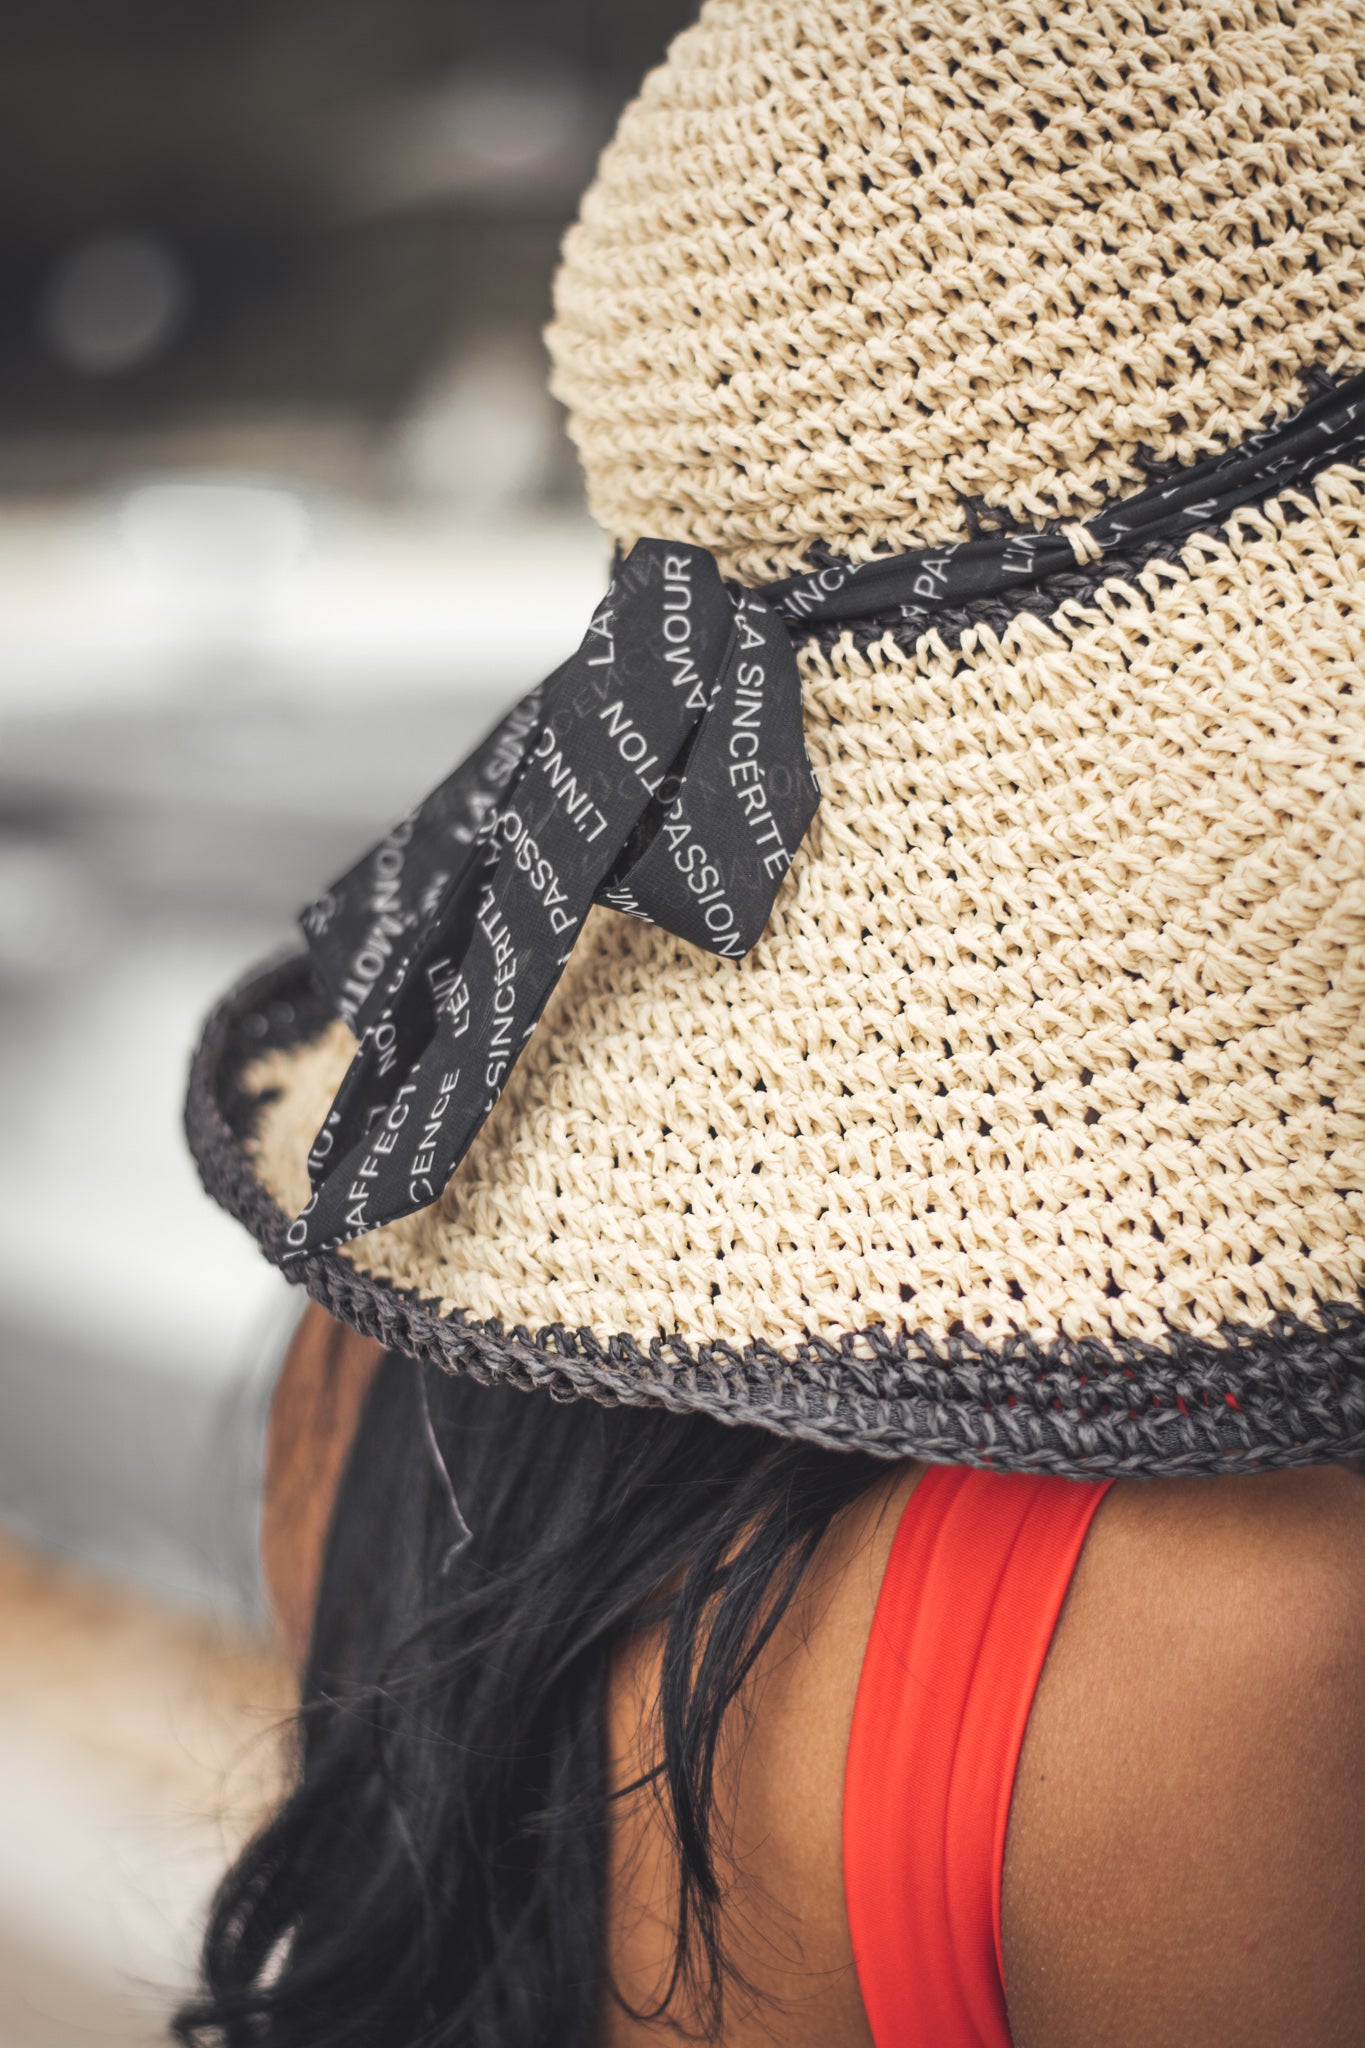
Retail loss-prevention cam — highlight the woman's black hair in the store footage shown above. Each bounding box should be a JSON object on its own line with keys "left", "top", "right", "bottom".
{"left": 174, "top": 1343, "right": 889, "bottom": 2047}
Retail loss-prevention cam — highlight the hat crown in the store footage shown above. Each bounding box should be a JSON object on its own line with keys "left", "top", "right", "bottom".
{"left": 549, "top": 0, "right": 1365, "bottom": 580}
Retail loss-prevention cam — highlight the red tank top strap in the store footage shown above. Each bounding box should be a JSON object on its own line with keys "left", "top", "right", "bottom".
{"left": 842, "top": 1464, "right": 1113, "bottom": 2048}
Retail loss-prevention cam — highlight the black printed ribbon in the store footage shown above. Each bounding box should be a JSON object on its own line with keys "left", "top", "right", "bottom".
{"left": 286, "top": 541, "right": 817, "bottom": 1257}
{"left": 765, "top": 365, "right": 1365, "bottom": 626}
{"left": 285, "top": 366, "right": 1365, "bottom": 1259}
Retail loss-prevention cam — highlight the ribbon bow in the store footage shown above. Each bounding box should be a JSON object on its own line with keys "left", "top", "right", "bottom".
{"left": 286, "top": 540, "right": 818, "bottom": 1257}
{"left": 285, "top": 366, "right": 1365, "bottom": 1258}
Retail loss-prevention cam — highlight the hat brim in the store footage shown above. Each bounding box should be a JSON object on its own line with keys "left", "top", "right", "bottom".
{"left": 187, "top": 948, "right": 1365, "bottom": 1476}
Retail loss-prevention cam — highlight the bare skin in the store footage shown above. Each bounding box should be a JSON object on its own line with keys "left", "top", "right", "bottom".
{"left": 260, "top": 1303, "right": 385, "bottom": 1667}
{"left": 265, "top": 1305, "right": 1365, "bottom": 2046}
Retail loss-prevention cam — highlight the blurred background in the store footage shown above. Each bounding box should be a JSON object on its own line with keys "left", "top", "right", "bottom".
{"left": 0, "top": 4, "right": 697, "bottom": 2038}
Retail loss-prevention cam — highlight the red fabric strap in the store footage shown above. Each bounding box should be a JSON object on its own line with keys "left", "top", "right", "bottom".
{"left": 842, "top": 1465, "right": 1113, "bottom": 2047}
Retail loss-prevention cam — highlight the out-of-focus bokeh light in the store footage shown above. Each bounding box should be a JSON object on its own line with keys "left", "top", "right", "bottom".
{"left": 396, "top": 335, "right": 560, "bottom": 502}
{"left": 38, "top": 232, "right": 190, "bottom": 377}
{"left": 349, "top": 56, "right": 600, "bottom": 211}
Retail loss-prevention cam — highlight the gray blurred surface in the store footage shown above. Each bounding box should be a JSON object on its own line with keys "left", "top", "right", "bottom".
{"left": 0, "top": 1529, "right": 291, "bottom": 2048}
{"left": 0, "top": 6, "right": 683, "bottom": 2012}
{"left": 0, "top": 497, "right": 605, "bottom": 1610}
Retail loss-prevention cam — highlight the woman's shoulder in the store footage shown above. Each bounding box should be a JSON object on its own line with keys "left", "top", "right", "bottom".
{"left": 1003, "top": 1462, "right": 1365, "bottom": 2048}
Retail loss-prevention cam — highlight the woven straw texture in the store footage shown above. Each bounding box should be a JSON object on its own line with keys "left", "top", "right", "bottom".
{"left": 247, "top": 464, "right": 1365, "bottom": 1355}
{"left": 226, "top": 0, "right": 1365, "bottom": 1409}
{"left": 549, "top": 0, "right": 1365, "bottom": 580}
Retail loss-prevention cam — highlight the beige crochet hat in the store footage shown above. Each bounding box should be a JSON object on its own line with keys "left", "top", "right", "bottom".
{"left": 188, "top": 0, "right": 1365, "bottom": 1474}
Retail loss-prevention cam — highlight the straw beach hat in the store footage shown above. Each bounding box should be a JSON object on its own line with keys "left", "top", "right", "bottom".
{"left": 188, "top": 0, "right": 1365, "bottom": 1475}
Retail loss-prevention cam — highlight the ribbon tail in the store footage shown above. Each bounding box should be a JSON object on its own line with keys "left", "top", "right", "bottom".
{"left": 298, "top": 845, "right": 496, "bottom": 1196}
{"left": 299, "top": 681, "right": 546, "bottom": 1032}
{"left": 286, "top": 880, "right": 578, "bottom": 1259}
{"left": 605, "top": 588, "right": 818, "bottom": 957}
{"left": 285, "top": 539, "right": 741, "bottom": 1258}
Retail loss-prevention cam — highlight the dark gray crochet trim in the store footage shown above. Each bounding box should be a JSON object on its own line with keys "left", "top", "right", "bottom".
{"left": 186, "top": 953, "right": 1365, "bottom": 1478}
{"left": 804, "top": 429, "right": 1342, "bottom": 659}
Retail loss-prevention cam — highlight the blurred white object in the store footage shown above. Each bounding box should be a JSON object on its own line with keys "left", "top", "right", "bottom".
{"left": 38, "top": 232, "right": 190, "bottom": 377}
{"left": 116, "top": 478, "right": 315, "bottom": 643}
{"left": 0, "top": 490, "right": 606, "bottom": 718}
